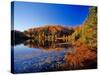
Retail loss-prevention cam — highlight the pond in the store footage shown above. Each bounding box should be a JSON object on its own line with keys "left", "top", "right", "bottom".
{"left": 11, "top": 39, "right": 74, "bottom": 73}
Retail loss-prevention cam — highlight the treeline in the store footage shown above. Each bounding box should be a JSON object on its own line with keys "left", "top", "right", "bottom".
{"left": 23, "top": 25, "right": 74, "bottom": 42}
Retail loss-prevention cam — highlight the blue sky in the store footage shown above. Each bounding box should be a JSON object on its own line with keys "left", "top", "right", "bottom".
{"left": 12, "top": 1, "right": 90, "bottom": 31}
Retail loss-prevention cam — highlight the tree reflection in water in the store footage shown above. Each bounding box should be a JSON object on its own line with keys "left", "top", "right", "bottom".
{"left": 12, "top": 39, "right": 96, "bottom": 73}
{"left": 23, "top": 39, "right": 72, "bottom": 51}
{"left": 13, "top": 39, "right": 75, "bottom": 73}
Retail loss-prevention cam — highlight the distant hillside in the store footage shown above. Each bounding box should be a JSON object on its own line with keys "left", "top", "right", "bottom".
{"left": 23, "top": 25, "right": 74, "bottom": 39}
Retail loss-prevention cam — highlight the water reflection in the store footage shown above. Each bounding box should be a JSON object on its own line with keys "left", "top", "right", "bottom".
{"left": 24, "top": 39, "right": 72, "bottom": 51}
{"left": 12, "top": 39, "right": 74, "bottom": 73}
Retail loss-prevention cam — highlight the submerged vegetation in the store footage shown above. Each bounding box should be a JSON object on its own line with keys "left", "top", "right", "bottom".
{"left": 12, "top": 7, "right": 97, "bottom": 70}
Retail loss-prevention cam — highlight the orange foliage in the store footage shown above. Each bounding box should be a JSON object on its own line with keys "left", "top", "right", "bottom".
{"left": 72, "top": 41, "right": 82, "bottom": 47}
{"left": 65, "top": 53, "right": 84, "bottom": 69}
{"left": 87, "top": 28, "right": 93, "bottom": 33}
{"left": 64, "top": 44, "right": 97, "bottom": 69}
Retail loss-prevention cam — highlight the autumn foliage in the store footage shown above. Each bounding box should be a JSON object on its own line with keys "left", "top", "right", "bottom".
{"left": 64, "top": 7, "right": 97, "bottom": 69}
{"left": 64, "top": 43, "right": 97, "bottom": 69}
{"left": 12, "top": 7, "right": 97, "bottom": 70}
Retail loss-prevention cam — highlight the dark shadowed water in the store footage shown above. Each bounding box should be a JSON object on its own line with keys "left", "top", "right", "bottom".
{"left": 12, "top": 40, "right": 74, "bottom": 73}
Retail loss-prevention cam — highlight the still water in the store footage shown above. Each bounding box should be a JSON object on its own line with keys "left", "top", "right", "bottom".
{"left": 12, "top": 40, "right": 73, "bottom": 73}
